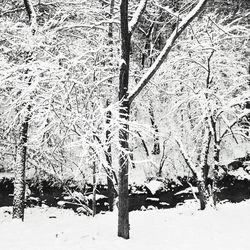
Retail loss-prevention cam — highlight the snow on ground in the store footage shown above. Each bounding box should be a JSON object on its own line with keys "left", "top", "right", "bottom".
{"left": 1, "top": 200, "right": 250, "bottom": 250}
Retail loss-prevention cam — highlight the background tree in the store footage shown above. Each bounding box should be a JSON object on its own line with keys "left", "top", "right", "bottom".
{"left": 11, "top": 0, "right": 37, "bottom": 220}
{"left": 145, "top": 4, "right": 250, "bottom": 209}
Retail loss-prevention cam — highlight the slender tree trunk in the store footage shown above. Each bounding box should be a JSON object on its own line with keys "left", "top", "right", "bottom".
{"left": 158, "top": 140, "right": 168, "bottom": 177}
{"left": 106, "top": 0, "right": 116, "bottom": 212}
{"left": 12, "top": 0, "right": 37, "bottom": 221}
{"left": 105, "top": 104, "right": 117, "bottom": 211}
{"left": 118, "top": 0, "right": 131, "bottom": 239}
{"left": 196, "top": 174, "right": 209, "bottom": 210}
{"left": 141, "top": 27, "right": 160, "bottom": 155}
{"left": 107, "top": 174, "right": 116, "bottom": 211}
{"left": 13, "top": 118, "right": 29, "bottom": 220}
{"left": 92, "top": 161, "right": 97, "bottom": 217}
{"left": 149, "top": 101, "right": 160, "bottom": 155}
{"left": 212, "top": 143, "right": 220, "bottom": 206}
{"left": 210, "top": 115, "right": 220, "bottom": 207}
{"left": 118, "top": 103, "right": 130, "bottom": 239}
{"left": 197, "top": 164, "right": 212, "bottom": 210}
{"left": 195, "top": 126, "right": 212, "bottom": 210}
{"left": 137, "top": 131, "right": 149, "bottom": 157}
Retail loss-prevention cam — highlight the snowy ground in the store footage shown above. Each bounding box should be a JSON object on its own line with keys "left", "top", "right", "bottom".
{"left": 0, "top": 200, "right": 250, "bottom": 250}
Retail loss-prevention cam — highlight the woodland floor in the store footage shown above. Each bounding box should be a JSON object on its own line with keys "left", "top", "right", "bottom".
{"left": 0, "top": 199, "right": 250, "bottom": 250}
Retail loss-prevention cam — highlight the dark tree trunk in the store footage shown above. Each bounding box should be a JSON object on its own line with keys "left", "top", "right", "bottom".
{"left": 118, "top": 99, "right": 130, "bottom": 239}
{"left": 196, "top": 127, "right": 212, "bottom": 210}
{"left": 141, "top": 24, "right": 153, "bottom": 68}
{"left": 118, "top": 0, "right": 131, "bottom": 239}
{"left": 212, "top": 144, "right": 220, "bottom": 206}
{"left": 107, "top": 174, "right": 116, "bottom": 211}
{"left": 197, "top": 177, "right": 208, "bottom": 210}
{"left": 105, "top": 102, "right": 117, "bottom": 211}
{"left": 13, "top": 118, "right": 29, "bottom": 220}
{"left": 195, "top": 166, "right": 212, "bottom": 211}
{"left": 24, "top": 0, "right": 34, "bottom": 20}
{"left": 105, "top": 0, "right": 116, "bottom": 211}
{"left": 210, "top": 116, "right": 221, "bottom": 207}
{"left": 149, "top": 101, "right": 160, "bottom": 155}
{"left": 158, "top": 140, "right": 168, "bottom": 177}
{"left": 137, "top": 131, "right": 149, "bottom": 157}
{"left": 106, "top": 135, "right": 116, "bottom": 211}
{"left": 92, "top": 161, "right": 97, "bottom": 216}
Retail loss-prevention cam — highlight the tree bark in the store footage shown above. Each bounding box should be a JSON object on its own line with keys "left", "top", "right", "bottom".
{"left": 210, "top": 116, "right": 220, "bottom": 207}
{"left": 13, "top": 118, "right": 29, "bottom": 220}
{"left": 105, "top": 101, "right": 117, "bottom": 211}
{"left": 197, "top": 176, "right": 208, "bottom": 210}
{"left": 117, "top": 0, "right": 148, "bottom": 238}
{"left": 23, "top": 0, "right": 37, "bottom": 32}
{"left": 212, "top": 143, "right": 220, "bottom": 206}
{"left": 106, "top": 0, "right": 117, "bottom": 212}
{"left": 92, "top": 161, "right": 97, "bottom": 217}
{"left": 198, "top": 126, "right": 212, "bottom": 209}
{"left": 149, "top": 101, "right": 160, "bottom": 155}
{"left": 118, "top": 0, "right": 130, "bottom": 239}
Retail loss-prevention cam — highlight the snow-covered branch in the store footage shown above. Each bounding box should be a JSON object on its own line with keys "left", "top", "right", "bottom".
{"left": 153, "top": 0, "right": 180, "bottom": 18}
{"left": 128, "top": 0, "right": 208, "bottom": 104}
{"left": 129, "top": 0, "right": 147, "bottom": 34}
{"left": 220, "top": 110, "right": 250, "bottom": 141}
{"left": 175, "top": 137, "right": 197, "bottom": 176}
{"left": 54, "top": 20, "right": 119, "bottom": 32}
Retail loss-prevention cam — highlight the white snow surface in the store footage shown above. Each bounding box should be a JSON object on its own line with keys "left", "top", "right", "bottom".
{"left": 145, "top": 180, "right": 163, "bottom": 195}
{"left": 175, "top": 186, "right": 199, "bottom": 195}
{"left": 1, "top": 200, "right": 250, "bottom": 250}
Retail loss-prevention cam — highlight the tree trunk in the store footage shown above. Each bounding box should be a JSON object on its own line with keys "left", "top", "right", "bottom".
{"left": 12, "top": 0, "right": 37, "bottom": 221}
{"left": 158, "top": 140, "right": 168, "bottom": 177}
{"left": 118, "top": 99, "right": 130, "bottom": 239}
{"left": 13, "top": 119, "right": 29, "bottom": 220}
{"left": 106, "top": 0, "right": 116, "bottom": 211}
{"left": 23, "top": 0, "right": 37, "bottom": 32}
{"left": 92, "top": 161, "right": 97, "bottom": 217}
{"left": 212, "top": 143, "right": 220, "bottom": 206}
{"left": 105, "top": 103, "right": 117, "bottom": 211}
{"left": 107, "top": 174, "right": 116, "bottom": 211}
{"left": 197, "top": 175, "right": 209, "bottom": 210}
{"left": 210, "top": 115, "right": 221, "bottom": 207}
{"left": 149, "top": 101, "right": 160, "bottom": 155}
{"left": 118, "top": 0, "right": 131, "bottom": 239}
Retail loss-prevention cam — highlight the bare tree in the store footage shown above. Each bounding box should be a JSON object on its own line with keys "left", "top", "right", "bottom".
{"left": 12, "top": 0, "right": 37, "bottom": 220}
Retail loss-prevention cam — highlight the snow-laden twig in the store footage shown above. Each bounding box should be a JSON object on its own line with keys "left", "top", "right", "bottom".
{"left": 153, "top": 0, "right": 180, "bottom": 18}
{"left": 187, "top": 181, "right": 199, "bottom": 203}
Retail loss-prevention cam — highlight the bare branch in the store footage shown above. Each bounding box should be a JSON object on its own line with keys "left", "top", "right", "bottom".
{"left": 153, "top": 0, "right": 180, "bottom": 18}
{"left": 220, "top": 110, "right": 250, "bottom": 141}
{"left": 175, "top": 137, "right": 197, "bottom": 176}
{"left": 136, "top": 131, "right": 149, "bottom": 157}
